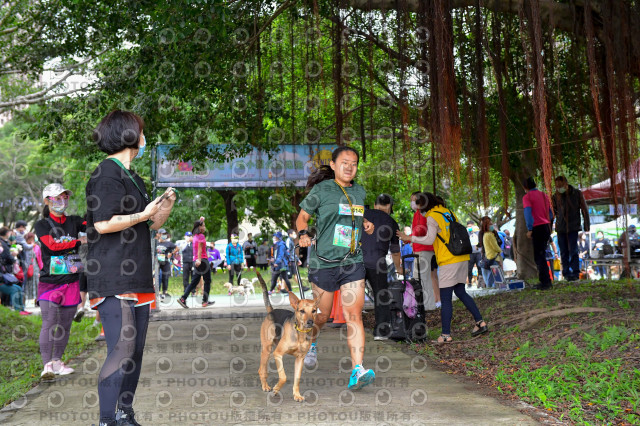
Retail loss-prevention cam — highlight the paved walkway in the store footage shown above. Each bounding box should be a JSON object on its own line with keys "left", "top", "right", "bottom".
{"left": 2, "top": 301, "right": 536, "bottom": 426}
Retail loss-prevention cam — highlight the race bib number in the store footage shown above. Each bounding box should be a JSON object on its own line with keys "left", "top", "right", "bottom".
{"left": 50, "top": 256, "right": 69, "bottom": 275}
{"left": 333, "top": 224, "right": 360, "bottom": 248}
{"left": 338, "top": 204, "right": 364, "bottom": 216}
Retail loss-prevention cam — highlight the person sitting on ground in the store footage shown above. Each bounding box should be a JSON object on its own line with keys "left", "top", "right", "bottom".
{"left": 0, "top": 227, "right": 29, "bottom": 315}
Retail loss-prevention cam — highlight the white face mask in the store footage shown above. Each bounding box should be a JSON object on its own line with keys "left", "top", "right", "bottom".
{"left": 410, "top": 201, "right": 418, "bottom": 211}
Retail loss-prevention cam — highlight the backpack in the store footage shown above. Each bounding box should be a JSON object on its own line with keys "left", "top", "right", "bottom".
{"left": 434, "top": 210, "right": 473, "bottom": 256}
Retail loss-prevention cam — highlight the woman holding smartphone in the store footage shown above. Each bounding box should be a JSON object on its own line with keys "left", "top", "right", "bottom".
{"left": 86, "top": 110, "right": 176, "bottom": 426}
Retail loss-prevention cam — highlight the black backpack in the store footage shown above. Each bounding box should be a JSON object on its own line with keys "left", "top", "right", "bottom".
{"left": 434, "top": 210, "right": 473, "bottom": 256}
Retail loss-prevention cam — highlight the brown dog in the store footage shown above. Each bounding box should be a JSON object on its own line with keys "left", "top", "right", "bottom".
{"left": 256, "top": 270, "right": 317, "bottom": 402}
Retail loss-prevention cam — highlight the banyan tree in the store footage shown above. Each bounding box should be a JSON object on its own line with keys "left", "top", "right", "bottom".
{"left": 239, "top": 0, "right": 640, "bottom": 278}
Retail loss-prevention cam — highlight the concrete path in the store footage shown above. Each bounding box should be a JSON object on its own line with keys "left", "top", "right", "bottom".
{"left": 2, "top": 302, "right": 536, "bottom": 426}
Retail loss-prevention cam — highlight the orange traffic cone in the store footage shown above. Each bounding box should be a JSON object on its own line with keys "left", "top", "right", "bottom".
{"left": 329, "top": 290, "right": 346, "bottom": 325}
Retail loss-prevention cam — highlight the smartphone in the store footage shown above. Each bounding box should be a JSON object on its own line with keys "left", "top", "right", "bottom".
{"left": 157, "top": 188, "right": 173, "bottom": 203}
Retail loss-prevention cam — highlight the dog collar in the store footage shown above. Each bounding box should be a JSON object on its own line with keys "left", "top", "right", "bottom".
{"left": 295, "top": 322, "right": 313, "bottom": 333}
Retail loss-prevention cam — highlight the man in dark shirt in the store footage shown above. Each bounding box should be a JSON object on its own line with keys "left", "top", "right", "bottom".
{"left": 181, "top": 231, "right": 193, "bottom": 292}
{"left": 362, "top": 194, "right": 402, "bottom": 340}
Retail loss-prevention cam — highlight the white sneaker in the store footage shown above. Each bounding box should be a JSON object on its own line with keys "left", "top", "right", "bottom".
{"left": 373, "top": 335, "right": 389, "bottom": 341}
{"left": 304, "top": 345, "right": 317, "bottom": 368}
{"left": 40, "top": 361, "right": 55, "bottom": 381}
{"left": 51, "top": 360, "right": 74, "bottom": 375}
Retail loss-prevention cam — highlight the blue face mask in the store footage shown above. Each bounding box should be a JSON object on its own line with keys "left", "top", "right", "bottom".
{"left": 135, "top": 135, "right": 146, "bottom": 159}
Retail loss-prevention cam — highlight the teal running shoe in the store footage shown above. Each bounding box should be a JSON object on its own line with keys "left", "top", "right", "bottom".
{"left": 347, "top": 365, "right": 375, "bottom": 390}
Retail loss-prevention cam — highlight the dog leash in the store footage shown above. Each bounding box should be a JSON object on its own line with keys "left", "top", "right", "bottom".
{"left": 293, "top": 243, "right": 306, "bottom": 300}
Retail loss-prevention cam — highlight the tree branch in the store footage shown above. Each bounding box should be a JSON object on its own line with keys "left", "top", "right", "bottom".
{"left": 0, "top": 86, "right": 92, "bottom": 109}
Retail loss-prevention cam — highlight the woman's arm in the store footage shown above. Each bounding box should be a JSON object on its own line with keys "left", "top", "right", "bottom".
{"left": 296, "top": 209, "right": 313, "bottom": 247}
{"left": 149, "top": 192, "right": 176, "bottom": 231}
{"left": 411, "top": 216, "right": 440, "bottom": 246}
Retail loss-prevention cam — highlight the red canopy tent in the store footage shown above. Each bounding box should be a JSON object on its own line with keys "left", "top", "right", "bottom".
{"left": 582, "top": 159, "right": 640, "bottom": 205}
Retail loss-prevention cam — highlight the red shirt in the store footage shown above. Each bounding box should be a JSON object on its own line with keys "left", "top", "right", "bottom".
{"left": 412, "top": 210, "right": 433, "bottom": 252}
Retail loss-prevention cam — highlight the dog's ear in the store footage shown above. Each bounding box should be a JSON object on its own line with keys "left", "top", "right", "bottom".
{"left": 288, "top": 291, "right": 300, "bottom": 309}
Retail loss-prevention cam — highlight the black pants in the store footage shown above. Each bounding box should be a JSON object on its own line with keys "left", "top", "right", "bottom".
{"left": 467, "top": 252, "right": 482, "bottom": 283}
{"left": 365, "top": 267, "right": 391, "bottom": 337}
{"left": 160, "top": 265, "right": 171, "bottom": 293}
{"left": 97, "top": 297, "right": 150, "bottom": 422}
{"left": 532, "top": 224, "right": 552, "bottom": 287}
{"left": 182, "top": 262, "right": 193, "bottom": 291}
{"left": 181, "top": 260, "right": 211, "bottom": 303}
{"left": 270, "top": 269, "right": 292, "bottom": 292}
{"left": 228, "top": 263, "right": 243, "bottom": 285}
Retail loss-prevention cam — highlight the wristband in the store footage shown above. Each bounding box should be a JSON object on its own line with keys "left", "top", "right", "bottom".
{"left": 298, "top": 230, "right": 309, "bottom": 237}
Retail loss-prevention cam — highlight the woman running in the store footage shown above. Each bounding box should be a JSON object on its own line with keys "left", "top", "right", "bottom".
{"left": 296, "top": 146, "right": 376, "bottom": 390}
{"left": 177, "top": 217, "right": 215, "bottom": 308}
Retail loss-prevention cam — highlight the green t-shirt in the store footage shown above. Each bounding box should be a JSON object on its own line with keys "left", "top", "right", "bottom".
{"left": 299, "top": 179, "right": 366, "bottom": 270}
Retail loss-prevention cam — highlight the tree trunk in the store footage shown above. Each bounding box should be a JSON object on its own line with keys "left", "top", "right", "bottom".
{"left": 512, "top": 180, "right": 538, "bottom": 280}
{"left": 219, "top": 190, "right": 239, "bottom": 240}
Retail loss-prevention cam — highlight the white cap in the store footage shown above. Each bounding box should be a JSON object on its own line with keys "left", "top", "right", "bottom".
{"left": 43, "top": 183, "right": 73, "bottom": 201}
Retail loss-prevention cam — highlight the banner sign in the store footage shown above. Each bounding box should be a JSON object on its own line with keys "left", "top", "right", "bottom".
{"left": 155, "top": 144, "right": 337, "bottom": 188}
{"left": 609, "top": 204, "right": 637, "bottom": 216}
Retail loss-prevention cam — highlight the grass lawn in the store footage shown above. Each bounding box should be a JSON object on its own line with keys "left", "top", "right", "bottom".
{"left": 0, "top": 306, "right": 99, "bottom": 408}
{"left": 363, "top": 280, "right": 640, "bottom": 425}
{"left": 164, "top": 267, "right": 312, "bottom": 296}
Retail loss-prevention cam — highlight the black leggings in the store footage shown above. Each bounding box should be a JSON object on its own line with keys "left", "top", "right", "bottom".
{"left": 228, "top": 263, "right": 243, "bottom": 286}
{"left": 160, "top": 265, "right": 171, "bottom": 293}
{"left": 269, "top": 269, "right": 292, "bottom": 292}
{"left": 97, "top": 297, "right": 150, "bottom": 422}
{"left": 182, "top": 260, "right": 211, "bottom": 303}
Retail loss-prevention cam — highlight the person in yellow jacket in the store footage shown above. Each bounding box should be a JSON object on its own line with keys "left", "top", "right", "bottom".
{"left": 479, "top": 216, "right": 503, "bottom": 288}
{"left": 398, "top": 192, "right": 488, "bottom": 343}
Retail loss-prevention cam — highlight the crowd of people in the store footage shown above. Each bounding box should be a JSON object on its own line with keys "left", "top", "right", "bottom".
{"left": 2, "top": 109, "right": 638, "bottom": 424}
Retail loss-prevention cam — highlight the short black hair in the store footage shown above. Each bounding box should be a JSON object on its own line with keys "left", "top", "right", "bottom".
{"left": 375, "top": 193, "right": 393, "bottom": 206}
{"left": 523, "top": 177, "right": 537, "bottom": 190}
{"left": 93, "top": 110, "right": 145, "bottom": 155}
{"left": 555, "top": 175, "right": 567, "bottom": 183}
{"left": 0, "top": 227, "right": 9, "bottom": 237}
{"left": 15, "top": 220, "right": 27, "bottom": 228}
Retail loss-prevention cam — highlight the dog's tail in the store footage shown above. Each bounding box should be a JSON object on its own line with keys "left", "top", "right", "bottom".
{"left": 255, "top": 270, "right": 273, "bottom": 313}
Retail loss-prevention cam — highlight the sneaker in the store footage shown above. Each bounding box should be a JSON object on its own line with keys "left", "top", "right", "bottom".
{"left": 51, "top": 360, "right": 74, "bottom": 375}
{"left": 116, "top": 409, "right": 141, "bottom": 426}
{"left": 267, "top": 291, "right": 273, "bottom": 295}
{"left": 177, "top": 297, "right": 189, "bottom": 309}
{"left": 160, "top": 294, "right": 165, "bottom": 300}
{"left": 304, "top": 345, "right": 317, "bottom": 368}
{"left": 19, "top": 310, "right": 32, "bottom": 315}
{"left": 73, "top": 308, "right": 85, "bottom": 322}
{"left": 95, "top": 327, "right": 106, "bottom": 342}
{"left": 348, "top": 365, "right": 375, "bottom": 390}
{"left": 202, "top": 301, "right": 215, "bottom": 307}
{"left": 40, "top": 361, "right": 55, "bottom": 381}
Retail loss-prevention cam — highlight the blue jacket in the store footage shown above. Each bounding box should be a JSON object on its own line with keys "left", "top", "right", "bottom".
{"left": 273, "top": 240, "right": 289, "bottom": 270}
{"left": 226, "top": 243, "right": 244, "bottom": 265}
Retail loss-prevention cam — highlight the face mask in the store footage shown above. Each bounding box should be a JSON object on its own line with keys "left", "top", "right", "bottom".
{"left": 290, "top": 233, "right": 297, "bottom": 239}
{"left": 50, "top": 198, "right": 68, "bottom": 214}
{"left": 272, "top": 238, "right": 278, "bottom": 244}
{"left": 557, "top": 187, "right": 566, "bottom": 194}
{"left": 597, "top": 234, "right": 603, "bottom": 239}
{"left": 631, "top": 230, "right": 636, "bottom": 234}
{"left": 467, "top": 227, "right": 473, "bottom": 233}
{"left": 231, "top": 238, "right": 239, "bottom": 244}
{"left": 135, "top": 135, "right": 146, "bottom": 159}
{"left": 410, "top": 201, "right": 418, "bottom": 211}
{"left": 489, "top": 225, "right": 495, "bottom": 232}
{"left": 8, "top": 235, "right": 16, "bottom": 242}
